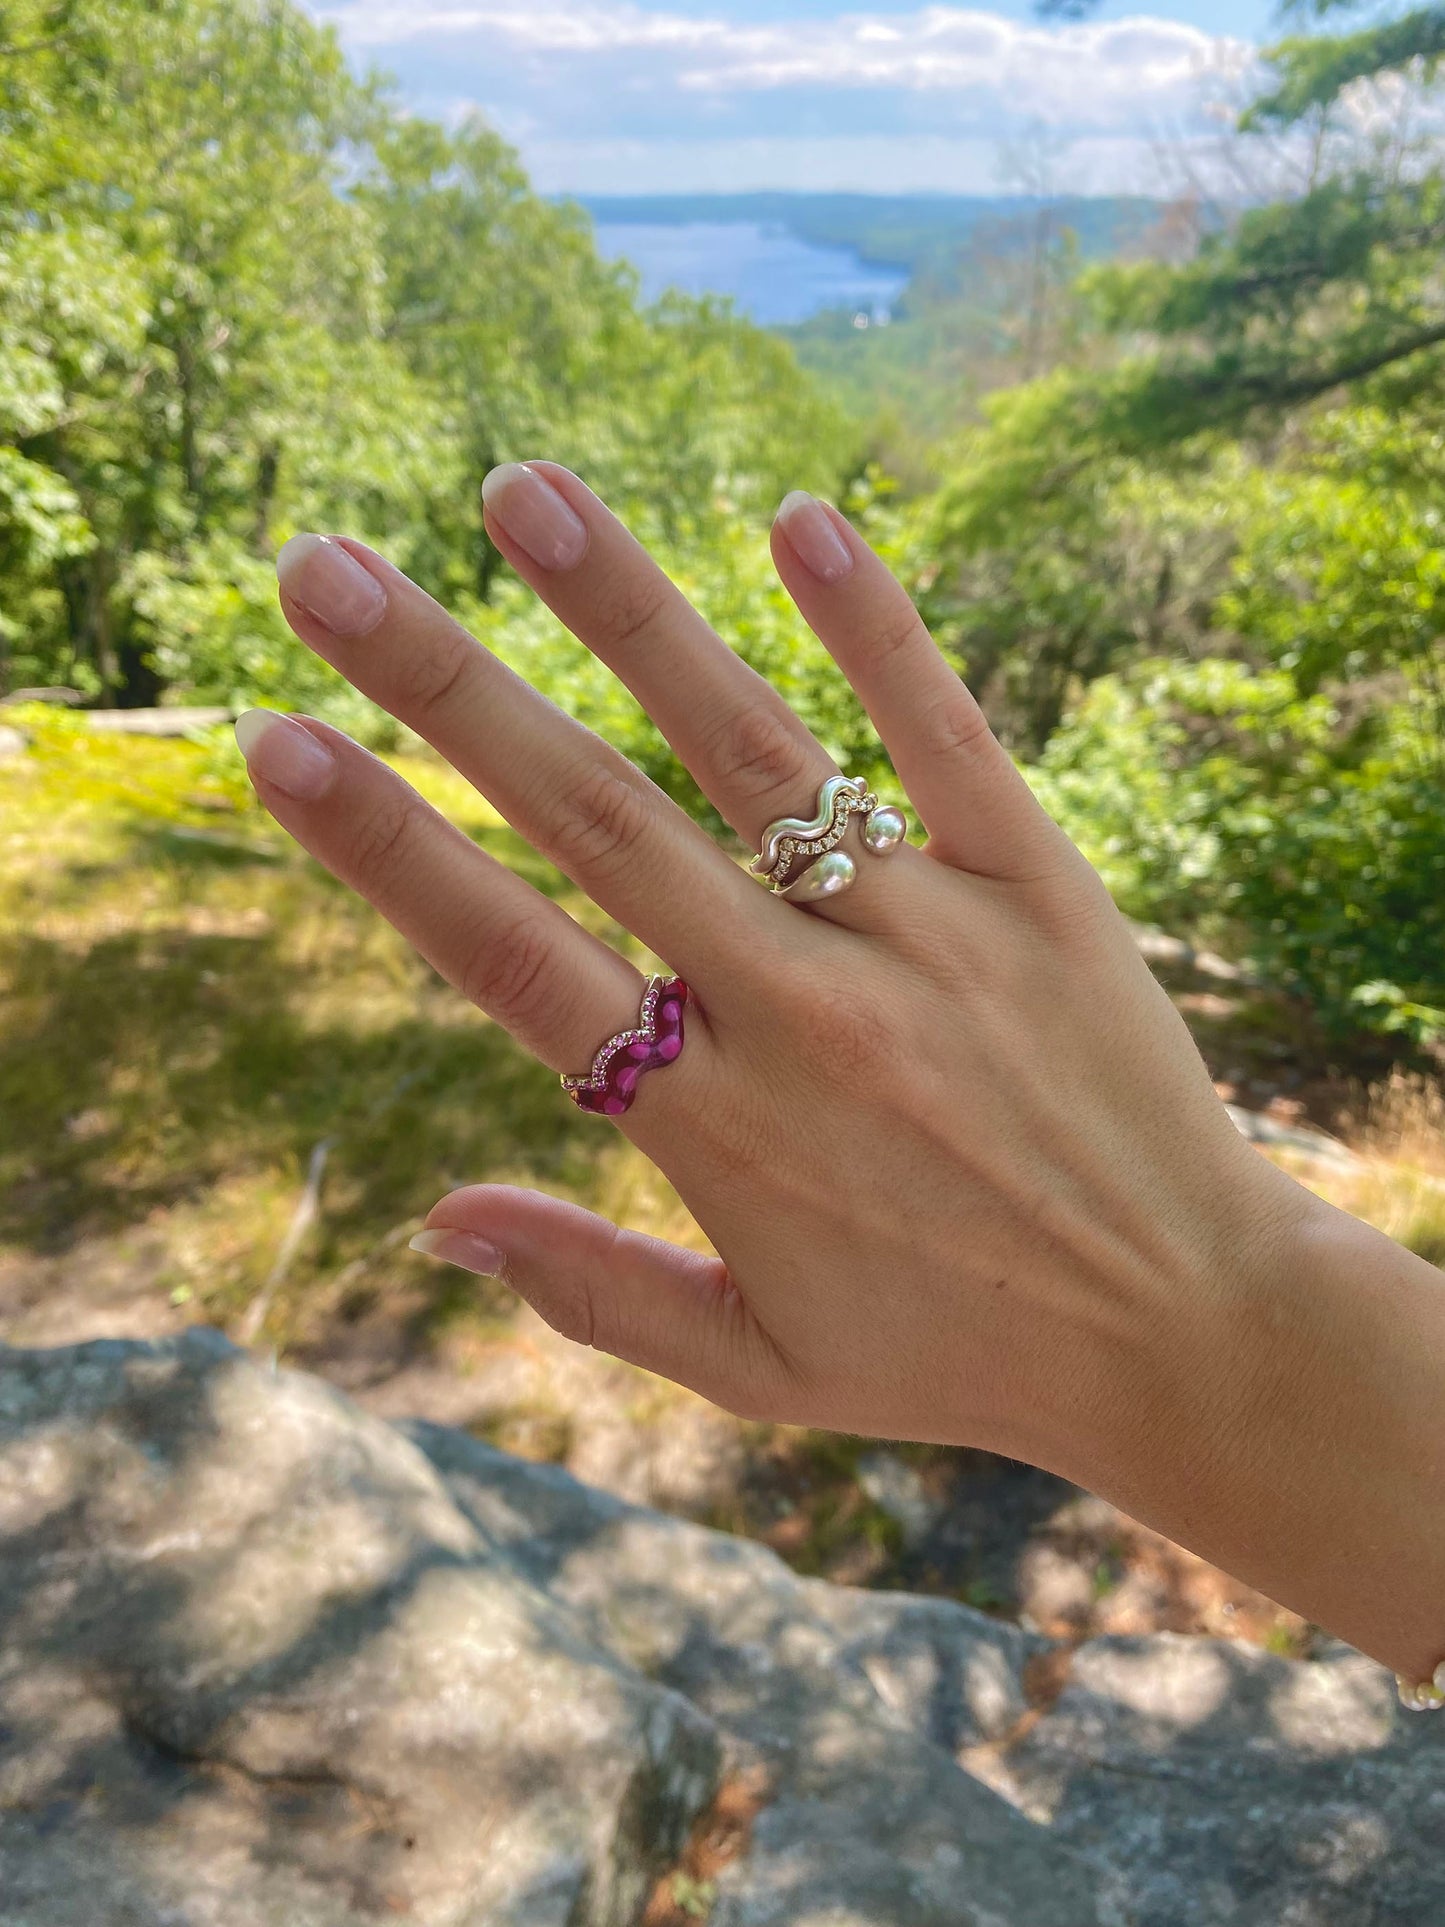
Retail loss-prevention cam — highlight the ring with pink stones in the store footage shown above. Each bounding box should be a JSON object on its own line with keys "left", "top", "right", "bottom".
{"left": 561, "top": 976, "right": 689, "bottom": 1117}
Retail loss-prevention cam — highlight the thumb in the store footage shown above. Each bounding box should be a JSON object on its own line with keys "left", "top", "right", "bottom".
{"left": 409, "top": 1184, "right": 779, "bottom": 1417}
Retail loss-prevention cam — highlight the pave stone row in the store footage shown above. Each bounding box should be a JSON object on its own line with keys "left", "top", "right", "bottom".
{"left": 562, "top": 976, "right": 667, "bottom": 1095}
{"left": 770, "top": 789, "right": 878, "bottom": 891}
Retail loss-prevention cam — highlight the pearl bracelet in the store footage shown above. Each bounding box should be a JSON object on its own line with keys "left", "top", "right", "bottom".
{"left": 1398, "top": 1663, "right": 1445, "bottom": 1711}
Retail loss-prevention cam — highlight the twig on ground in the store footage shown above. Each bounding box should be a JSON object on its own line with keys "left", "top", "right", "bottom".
{"left": 238, "top": 1137, "right": 336, "bottom": 1347}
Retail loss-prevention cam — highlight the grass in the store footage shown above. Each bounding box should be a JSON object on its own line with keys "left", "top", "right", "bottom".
{"left": 0, "top": 705, "right": 694, "bottom": 1347}
{"left": 1340, "top": 1072, "right": 1445, "bottom": 1267}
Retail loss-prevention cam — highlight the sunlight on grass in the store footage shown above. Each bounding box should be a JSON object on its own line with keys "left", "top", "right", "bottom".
{"left": 0, "top": 709, "right": 687, "bottom": 1344}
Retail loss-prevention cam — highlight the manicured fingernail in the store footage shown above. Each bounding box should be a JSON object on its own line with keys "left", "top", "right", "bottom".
{"left": 234, "top": 710, "right": 338, "bottom": 800}
{"left": 776, "top": 490, "right": 855, "bottom": 584}
{"left": 276, "top": 533, "right": 386, "bottom": 636}
{"left": 481, "top": 464, "right": 589, "bottom": 572}
{"left": 409, "top": 1229, "right": 505, "bottom": 1276}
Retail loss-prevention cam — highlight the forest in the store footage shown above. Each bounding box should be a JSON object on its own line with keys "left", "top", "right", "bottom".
{"left": 7, "top": 0, "right": 1441, "bottom": 1049}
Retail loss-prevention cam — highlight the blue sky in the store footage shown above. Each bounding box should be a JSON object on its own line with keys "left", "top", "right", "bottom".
{"left": 309, "top": 2, "right": 1285, "bottom": 194}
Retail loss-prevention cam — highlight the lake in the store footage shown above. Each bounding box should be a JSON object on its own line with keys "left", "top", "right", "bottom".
{"left": 590, "top": 219, "right": 909, "bottom": 327}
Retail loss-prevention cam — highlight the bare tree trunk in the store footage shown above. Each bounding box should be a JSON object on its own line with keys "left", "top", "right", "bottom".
{"left": 253, "top": 442, "right": 280, "bottom": 555}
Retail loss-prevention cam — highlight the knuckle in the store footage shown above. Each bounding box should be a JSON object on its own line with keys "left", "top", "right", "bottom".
{"left": 868, "top": 602, "right": 928, "bottom": 667}
{"left": 457, "top": 914, "right": 561, "bottom": 1033}
{"left": 531, "top": 1271, "right": 593, "bottom": 1350}
{"left": 348, "top": 792, "right": 419, "bottom": 883}
{"left": 916, "top": 689, "right": 994, "bottom": 762}
{"left": 593, "top": 573, "right": 671, "bottom": 658}
{"left": 701, "top": 702, "right": 810, "bottom": 804}
{"left": 547, "top": 763, "right": 658, "bottom": 883}
{"left": 390, "top": 624, "right": 475, "bottom": 721}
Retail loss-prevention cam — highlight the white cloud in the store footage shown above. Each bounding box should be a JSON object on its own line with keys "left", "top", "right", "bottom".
{"left": 317, "top": 3, "right": 1247, "bottom": 125}
{"left": 315, "top": 3, "right": 737, "bottom": 52}
{"left": 309, "top": 2, "right": 1258, "bottom": 191}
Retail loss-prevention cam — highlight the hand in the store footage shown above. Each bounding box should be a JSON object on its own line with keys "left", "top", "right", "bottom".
{"left": 241, "top": 463, "right": 1445, "bottom": 1681}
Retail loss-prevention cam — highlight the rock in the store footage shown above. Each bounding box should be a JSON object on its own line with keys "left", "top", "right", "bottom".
{"left": 2, "top": 1333, "right": 1442, "bottom": 1927}
{"left": 1225, "top": 1101, "right": 1363, "bottom": 1174}
{"left": 983, "top": 1633, "right": 1442, "bottom": 1926}
{"left": 856, "top": 1449, "right": 942, "bottom": 1549}
{"left": 1132, "top": 924, "right": 1196, "bottom": 970}
{"left": 0, "top": 1332, "right": 719, "bottom": 1927}
{"left": 415, "top": 1422, "right": 1093, "bottom": 1926}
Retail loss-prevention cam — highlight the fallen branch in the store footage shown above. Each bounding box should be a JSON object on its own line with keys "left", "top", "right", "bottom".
{"left": 238, "top": 1137, "right": 335, "bottom": 1347}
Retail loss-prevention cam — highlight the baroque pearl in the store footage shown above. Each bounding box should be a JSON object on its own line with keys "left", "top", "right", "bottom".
{"left": 862, "top": 805, "right": 907, "bottom": 856}
{"left": 782, "top": 849, "right": 856, "bottom": 903}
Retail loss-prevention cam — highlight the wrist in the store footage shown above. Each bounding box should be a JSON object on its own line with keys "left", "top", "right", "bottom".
{"left": 1037, "top": 1163, "right": 1445, "bottom": 1677}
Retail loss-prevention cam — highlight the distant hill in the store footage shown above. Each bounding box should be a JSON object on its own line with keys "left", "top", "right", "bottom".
{"left": 570, "top": 192, "right": 1174, "bottom": 281}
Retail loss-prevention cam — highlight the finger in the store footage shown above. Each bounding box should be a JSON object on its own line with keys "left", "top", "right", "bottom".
{"left": 409, "top": 1184, "right": 784, "bottom": 1417}
{"left": 771, "top": 493, "right": 1071, "bottom": 881}
{"left": 274, "top": 532, "right": 776, "bottom": 991}
{"left": 483, "top": 462, "right": 832, "bottom": 836}
{"left": 481, "top": 462, "right": 924, "bottom": 926}
{"left": 234, "top": 708, "right": 647, "bottom": 1074}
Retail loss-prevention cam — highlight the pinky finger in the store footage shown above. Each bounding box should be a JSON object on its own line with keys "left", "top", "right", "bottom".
{"left": 410, "top": 1184, "right": 782, "bottom": 1417}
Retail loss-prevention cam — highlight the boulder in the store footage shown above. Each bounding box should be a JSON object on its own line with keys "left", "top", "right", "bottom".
{"left": 0, "top": 1332, "right": 1439, "bottom": 1926}
{"left": 0, "top": 1332, "right": 718, "bottom": 1927}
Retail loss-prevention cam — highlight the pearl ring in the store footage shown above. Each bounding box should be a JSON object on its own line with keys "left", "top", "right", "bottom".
{"left": 751, "top": 774, "right": 907, "bottom": 904}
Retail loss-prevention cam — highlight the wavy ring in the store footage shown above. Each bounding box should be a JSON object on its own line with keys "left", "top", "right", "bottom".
{"left": 750, "top": 775, "right": 870, "bottom": 880}
{"left": 561, "top": 976, "right": 689, "bottom": 1117}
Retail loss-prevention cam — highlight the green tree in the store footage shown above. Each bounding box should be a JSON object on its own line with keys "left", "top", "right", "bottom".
{"left": 0, "top": 0, "right": 852, "bottom": 716}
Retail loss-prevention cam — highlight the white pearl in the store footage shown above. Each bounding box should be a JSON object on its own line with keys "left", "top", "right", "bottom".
{"left": 862, "top": 805, "right": 907, "bottom": 856}
{"left": 1433, "top": 1661, "right": 1445, "bottom": 1693}
{"left": 781, "top": 850, "right": 856, "bottom": 903}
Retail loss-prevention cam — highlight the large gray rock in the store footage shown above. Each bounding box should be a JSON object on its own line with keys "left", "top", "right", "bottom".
{"left": 1, "top": 1334, "right": 1439, "bottom": 1926}
{"left": 0, "top": 1332, "right": 719, "bottom": 1927}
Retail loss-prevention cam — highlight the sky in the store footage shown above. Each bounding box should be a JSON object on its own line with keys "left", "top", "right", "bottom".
{"left": 307, "top": 1, "right": 1286, "bottom": 197}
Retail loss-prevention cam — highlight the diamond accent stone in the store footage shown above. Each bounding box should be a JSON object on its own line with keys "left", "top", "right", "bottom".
{"left": 770, "top": 790, "right": 873, "bottom": 890}
{"left": 562, "top": 978, "right": 688, "bottom": 1115}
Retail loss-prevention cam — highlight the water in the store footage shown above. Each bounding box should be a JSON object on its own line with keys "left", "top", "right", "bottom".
{"left": 590, "top": 219, "right": 909, "bottom": 326}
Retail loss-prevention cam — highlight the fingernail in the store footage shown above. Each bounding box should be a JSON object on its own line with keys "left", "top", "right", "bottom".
{"left": 234, "top": 710, "right": 338, "bottom": 801}
{"left": 776, "top": 490, "right": 855, "bottom": 584}
{"left": 409, "top": 1229, "right": 506, "bottom": 1277}
{"left": 481, "top": 464, "right": 589, "bottom": 572}
{"left": 276, "top": 533, "right": 387, "bottom": 636}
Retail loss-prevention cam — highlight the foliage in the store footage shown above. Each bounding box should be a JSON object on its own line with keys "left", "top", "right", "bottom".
{"left": 1032, "top": 658, "right": 1445, "bottom": 1045}
{"left": 0, "top": 0, "right": 854, "bottom": 711}
{"left": 5, "top": 0, "right": 1444, "bottom": 1066}
{"left": 920, "top": 2, "right": 1445, "bottom": 1043}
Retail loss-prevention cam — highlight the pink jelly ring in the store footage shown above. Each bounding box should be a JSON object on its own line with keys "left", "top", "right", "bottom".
{"left": 561, "top": 976, "right": 689, "bottom": 1117}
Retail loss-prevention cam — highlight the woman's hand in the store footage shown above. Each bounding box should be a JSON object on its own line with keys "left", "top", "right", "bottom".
{"left": 240, "top": 463, "right": 1445, "bottom": 1684}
